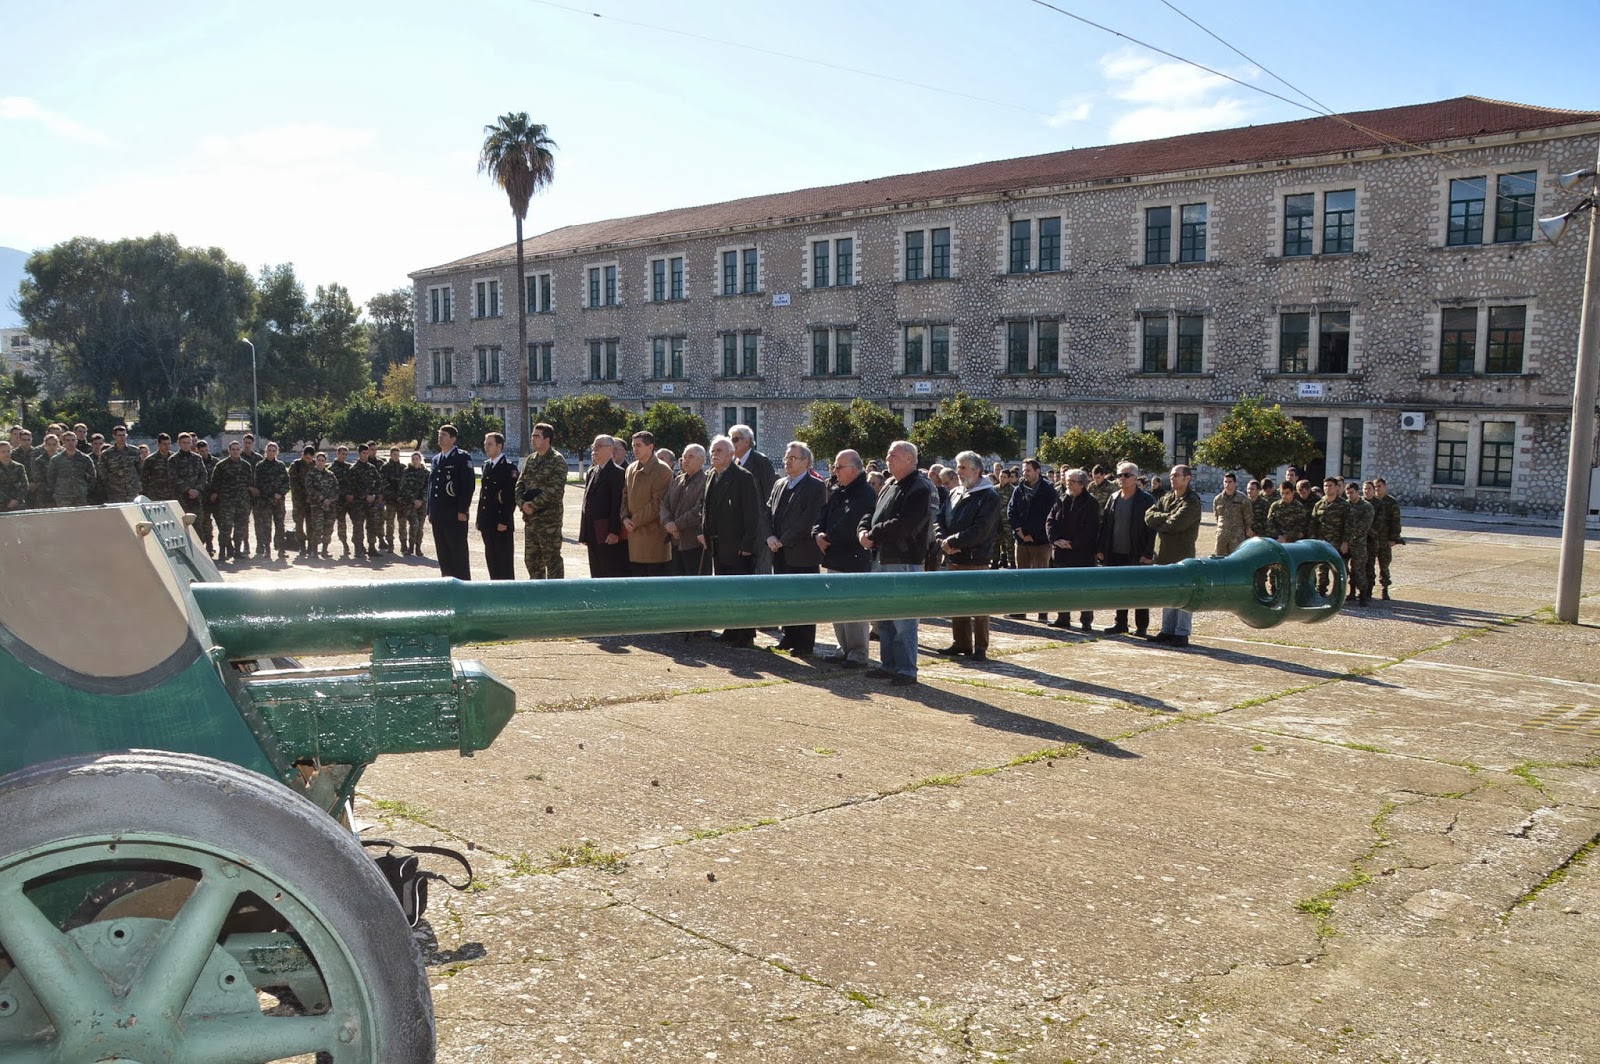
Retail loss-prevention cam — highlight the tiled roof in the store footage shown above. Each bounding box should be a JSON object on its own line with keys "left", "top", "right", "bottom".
{"left": 421, "top": 96, "right": 1599, "bottom": 274}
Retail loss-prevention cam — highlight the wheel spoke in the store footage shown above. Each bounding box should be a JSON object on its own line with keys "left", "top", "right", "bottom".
{"left": 0, "top": 882, "right": 113, "bottom": 1022}
{"left": 175, "top": 1011, "right": 344, "bottom": 1064}
{"left": 127, "top": 870, "right": 239, "bottom": 1020}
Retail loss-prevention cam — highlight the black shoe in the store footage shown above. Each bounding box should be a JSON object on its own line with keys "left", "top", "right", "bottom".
{"left": 1382, "top": 587, "right": 1391, "bottom": 601}
{"left": 1106, "top": 624, "right": 1130, "bottom": 635}
{"left": 787, "top": 647, "right": 814, "bottom": 659}
{"left": 1006, "top": 614, "right": 1025, "bottom": 620}
{"left": 934, "top": 645, "right": 966, "bottom": 656}
{"left": 1047, "top": 617, "right": 1072, "bottom": 629}
{"left": 970, "top": 650, "right": 988, "bottom": 662}
{"left": 865, "top": 667, "right": 893, "bottom": 680}
{"left": 1037, "top": 613, "right": 1049, "bottom": 622}
{"left": 774, "top": 638, "right": 794, "bottom": 651}
{"left": 890, "top": 674, "right": 918, "bottom": 687}
{"left": 1148, "top": 631, "right": 1175, "bottom": 644}
{"left": 838, "top": 659, "right": 865, "bottom": 669}
{"left": 1170, "top": 636, "right": 1190, "bottom": 648}
{"left": 1080, "top": 621, "right": 1096, "bottom": 632}
{"left": 1134, "top": 628, "right": 1148, "bottom": 638}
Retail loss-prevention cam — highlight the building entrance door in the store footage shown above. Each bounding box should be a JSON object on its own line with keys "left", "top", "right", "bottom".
{"left": 1295, "top": 416, "right": 1329, "bottom": 484}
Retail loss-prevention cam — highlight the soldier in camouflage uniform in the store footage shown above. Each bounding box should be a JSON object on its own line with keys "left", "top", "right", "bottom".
{"left": 194, "top": 440, "right": 221, "bottom": 553}
{"left": 100, "top": 426, "right": 144, "bottom": 504}
{"left": 1308, "top": 477, "right": 1350, "bottom": 595}
{"left": 1342, "top": 481, "right": 1375, "bottom": 606}
{"left": 141, "top": 434, "right": 177, "bottom": 501}
{"left": 252, "top": 441, "right": 291, "bottom": 558}
{"left": 990, "top": 465, "right": 1015, "bottom": 569}
{"left": 380, "top": 446, "right": 404, "bottom": 552}
{"left": 516, "top": 422, "right": 567, "bottom": 579}
{"left": 29, "top": 434, "right": 58, "bottom": 508}
{"left": 1368, "top": 478, "right": 1402, "bottom": 600}
{"left": 1211, "top": 472, "right": 1253, "bottom": 556}
{"left": 47, "top": 434, "right": 97, "bottom": 507}
{"left": 303, "top": 452, "right": 341, "bottom": 558}
{"left": 1087, "top": 464, "right": 1116, "bottom": 510}
{"left": 208, "top": 440, "right": 255, "bottom": 562}
{"left": 1248, "top": 478, "right": 1273, "bottom": 542}
{"left": 87, "top": 434, "right": 108, "bottom": 505}
{"left": 287, "top": 445, "right": 315, "bottom": 541}
{"left": 344, "top": 443, "right": 382, "bottom": 559}
{"left": 0, "top": 442, "right": 29, "bottom": 511}
{"left": 358, "top": 442, "right": 386, "bottom": 556}
{"left": 1267, "top": 481, "right": 1309, "bottom": 543}
{"left": 399, "top": 451, "right": 429, "bottom": 555}
{"left": 330, "top": 445, "right": 355, "bottom": 557}
{"left": 169, "top": 434, "right": 211, "bottom": 552}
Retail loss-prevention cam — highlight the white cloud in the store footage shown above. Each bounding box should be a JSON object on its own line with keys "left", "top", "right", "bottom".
{"left": 1094, "top": 50, "right": 1259, "bottom": 142}
{"left": 1046, "top": 96, "right": 1093, "bottom": 129}
{"left": 0, "top": 96, "right": 112, "bottom": 146}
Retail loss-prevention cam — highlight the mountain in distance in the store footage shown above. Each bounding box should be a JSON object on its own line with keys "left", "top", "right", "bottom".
{"left": 0, "top": 247, "right": 28, "bottom": 329}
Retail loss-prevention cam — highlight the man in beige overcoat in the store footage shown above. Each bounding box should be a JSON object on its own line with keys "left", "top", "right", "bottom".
{"left": 621, "top": 430, "right": 674, "bottom": 576}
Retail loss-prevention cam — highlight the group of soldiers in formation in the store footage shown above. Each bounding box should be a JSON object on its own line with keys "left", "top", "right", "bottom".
{"left": 0, "top": 422, "right": 436, "bottom": 564}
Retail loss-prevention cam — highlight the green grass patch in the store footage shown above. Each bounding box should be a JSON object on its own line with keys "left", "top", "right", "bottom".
{"left": 549, "top": 840, "right": 629, "bottom": 874}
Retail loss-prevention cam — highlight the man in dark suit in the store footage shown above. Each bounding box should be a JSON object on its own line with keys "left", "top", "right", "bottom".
{"left": 578, "top": 434, "right": 627, "bottom": 578}
{"left": 813, "top": 448, "right": 876, "bottom": 667}
{"left": 699, "top": 434, "right": 761, "bottom": 647}
{"left": 427, "top": 423, "right": 475, "bottom": 579}
{"left": 476, "top": 431, "right": 519, "bottom": 580}
{"left": 767, "top": 440, "right": 827, "bottom": 657}
{"left": 730, "top": 423, "right": 776, "bottom": 574}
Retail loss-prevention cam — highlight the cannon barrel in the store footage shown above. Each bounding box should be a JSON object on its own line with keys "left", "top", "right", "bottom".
{"left": 193, "top": 537, "right": 1344, "bottom": 660}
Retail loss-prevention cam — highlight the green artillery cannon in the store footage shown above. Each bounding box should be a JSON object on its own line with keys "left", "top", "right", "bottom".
{"left": 0, "top": 500, "right": 1343, "bottom": 1063}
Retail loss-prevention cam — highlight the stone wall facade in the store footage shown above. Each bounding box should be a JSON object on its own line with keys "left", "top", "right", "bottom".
{"left": 412, "top": 122, "right": 1600, "bottom": 516}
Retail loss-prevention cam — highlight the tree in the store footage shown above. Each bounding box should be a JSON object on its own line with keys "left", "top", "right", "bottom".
{"left": 541, "top": 392, "right": 631, "bottom": 462}
{"left": 366, "top": 288, "right": 415, "bottom": 383}
{"left": 388, "top": 399, "right": 434, "bottom": 449}
{"left": 1036, "top": 421, "right": 1167, "bottom": 474}
{"left": 479, "top": 112, "right": 557, "bottom": 451}
{"left": 260, "top": 397, "right": 336, "bottom": 451}
{"left": 794, "top": 398, "right": 905, "bottom": 464}
{"left": 909, "top": 393, "right": 1020, "bottom": 464}
{"left": 35, "top": 392, "right": 121, "bottom": 437}
{"left": 6, "top": 371, "right": 39, "bottom": 428}
{"left": 449, "top": 400, "right": 504, "bottom": 448}
{"left": 379, "top": 358, "right": 416, "bottom": 406}
{"left": 304, "top": 284, "right": 370, "bottom": 400}
{"left": 248, "top": 263, "right": 311, "bottom": 402}
{"left": 135, "top": 396, "right": 222, "bottom": 441}
{"left": 334, "top": 388, "right": 395, "bottom": 445}
{"left": 625, "top": 403, "right": 708, "bottom": 457}
{"left": 1191, "top": 396, "right": 1320, "bottom": 481}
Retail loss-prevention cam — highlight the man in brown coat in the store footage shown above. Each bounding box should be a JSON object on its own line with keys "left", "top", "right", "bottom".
{"left": 621, "top": 430, "right": 674, "bottom": 576}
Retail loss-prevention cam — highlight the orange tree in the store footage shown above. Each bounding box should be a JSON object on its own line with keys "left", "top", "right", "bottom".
{"left": 1191, "top": 396, "right": 1318, "bottom": 481}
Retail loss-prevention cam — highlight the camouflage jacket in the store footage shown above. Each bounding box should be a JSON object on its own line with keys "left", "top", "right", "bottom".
{"left": 48, "top": 449, "right": 97, "bottom": 506}
{"left": 380, "top": 458, "right": 405, "bottom": 502}
{"left": 994, "top": 481, "right": 1015, "bottom": 531}
{"left": 209, "top": 456, "right": 254, "bottom": 506}
{"left": 254, "top": 458, "right": 290, "bottom": 501}
{"left": 287, "top": 456, "right": 314, "bottom": 496}
{"left": 330, "top": 458, "right": 354, "bottom": 499}
{"left": 169, "top": 450, "right": 209, "bottom": 499}
{"left": 1371, "top": 495, "right": 1402, "bottom": 543}
{"left": 1087, "top": 479, "right": 1115, "bottom": 511}
{"left": 1309, "top": 495, "right": 1349, "bottom": 545}
{"left": 305, "top": 466, "right": 340, "bottom": 507}
{"left": 141, "top": 450, "right": 177, "bottom": 500}
{"left": 100, "top": 444, "right": 143, "bottom": 504}
{"left": 516, "top": 448, "right": 568, "bottom": 529}
{"left": 348, "top": 458, "right": 383, "bottom": 502}
{"left": 0, "top": 459, "right": 28, "bottom": 510}
{"left": 399, "top": 465, "right": 429, "bottom": 505}
{"left": 1345, "top": 498, "right": 1375, "bottom": 547}
{"left": 1249, "top": 494, "right": 1272, "bottom": 536}
{"left": 1212, "top": 489, "right": 1253, "bottom": 538}
{"left": 1267, "top": 497, "right": 1310, "bottom": 541}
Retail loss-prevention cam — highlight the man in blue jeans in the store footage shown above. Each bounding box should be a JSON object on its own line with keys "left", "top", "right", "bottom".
{"left": 858, "top": 440, "right": 933, "bottom": 686}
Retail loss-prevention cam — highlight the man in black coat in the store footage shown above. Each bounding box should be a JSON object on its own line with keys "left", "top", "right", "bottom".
{"left": 476, "top": 431, "right": 519, "bottom": 580}
{"left": 700, "top": 434, "right": 762, "bottom": 647}
{"left": 427, "top": 424, "right": 476, "bottom": 579}
{"left": 1096, "top": 460, "right": 1157, "bottom": 635}
{"left": 1006, "top": 458, "right": 1059, "bottom": 621}
{"left": 1046, "top": 467, "right": 1103, "bottom": 631}
{"left": 857, "top": 440, "right": 932, "bottom": 686}
{"left": 578, "top": 435, "right": 627, "bottom": 578}
{"left": 730, "top": 423, "right": 776, "bottom": 574}
{"left": 813, "top": 449, "right": 876, "bottom": 667}
{"left": 767, "top": 441, "right": 827, "bottom": 657}
{"left": 935, "top": 451, "right": 1003, "bottom": 660}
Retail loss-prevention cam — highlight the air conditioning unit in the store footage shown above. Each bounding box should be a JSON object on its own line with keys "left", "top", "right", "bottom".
{"left": 1399, "top": 412, "right": 1426, "bottom": 432}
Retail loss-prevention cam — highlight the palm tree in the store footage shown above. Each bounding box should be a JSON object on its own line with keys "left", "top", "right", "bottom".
{"left": 9, "top": 371, "right": 40, "bottom": 429}
{"left": 478, "top": 113, "right": 557, "bottom": 452}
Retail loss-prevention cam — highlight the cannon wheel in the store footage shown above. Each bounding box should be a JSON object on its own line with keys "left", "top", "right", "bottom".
{"left": 0, "top": 751, "right": 434, "bottom": 1064}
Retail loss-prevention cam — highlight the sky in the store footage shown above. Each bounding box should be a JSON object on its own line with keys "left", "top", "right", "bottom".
{"left": 3, "top": 0, "right": 1597, "bottom": 316}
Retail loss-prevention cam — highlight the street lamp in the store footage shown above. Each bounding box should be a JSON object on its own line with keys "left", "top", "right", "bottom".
{"left": 1539, "top": 165, "right": 1600, "bottom": 623}
{"left": 241, "top": 337, "right": 258, "bottom": 439}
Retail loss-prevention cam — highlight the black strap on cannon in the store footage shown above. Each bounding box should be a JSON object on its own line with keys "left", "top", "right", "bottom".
{"left": 361, "top": 838, "right": 475, "bottom": 927}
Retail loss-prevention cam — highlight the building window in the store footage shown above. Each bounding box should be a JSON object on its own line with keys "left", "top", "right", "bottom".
{"left": 1178, "top": 204, "right": 1207, "bottom": 263}
{"left": 1004, "top": 319, "right": 1060, "bottom": 375}
{"left": 1173, "top": 413, "right": 1199, "bottom": 467}
{"left": 1173, "top": 315, "right": 1203, "bottom": 374}
{"left": 1144, "top": 203, "right": 1207, "bottom": 264}
{"left": 427, "top": 286, "right": 453, "bottom": 324}
{"left": 719, "top": 247, "right": 760, "bottom": 295}
{"left": 1144, "top": 207, "right": 1171, "bottom": 265}
{"left": 1479, "top": 422, "right": 1515, "bottom": 488}
{"left": 1141, "top": 316, "right": 1168, "bottom": 373}
{"left": 1340, "top": 417, "right": 1364, "bottom": 481}
{"left": 1007, "top": 409, "right": 1028, "bottom": 445}
{"left": 1006, "top": 216, "right": 1061, "bottom": 274}
{"left": 1319, "top": 312, "right": 1350, "bottom": 374}
{"left": 912, "top": 407, "right": 935, "bottom": 424}
{"left": 525, "top": 272, "right": 553, "bottom": 314}
{"left": 720, "top": 332, "right": 760, "bottom": 378}
{"left": 722, "top": 406, "right": 759, "bottom": 437}
{"left": 473, "top": 280, "right": 500, "bottom": 319}
{"left": 1277, "top": 309, "right": 1351, "bottom": 374}
{"left": 430, "top": 348, "right": 453, "bottom": 386}
{"left": 650, "top": 257, "right": 686, "bottom": 302}
{"left": 586, "top": 265, "right": 619, "bottom": 307}
{"left": 1449, "top": 171, "right": 1536, "bottom": 246}
{"left": 1278, "top": 313, "right": 1311, "bottom": 374}
{"left": 1037, "top": 410, "right": 1057, "bottom": 441}
{"left": 810, "top": 237, "right": 855, "bottom": 288}
{"left": 810, "top": 327, "right": 855, "bottom": 376}
{"left": 1323, "top": 190, "right": 1356, "bottom": 254}
{"left": 1440, "top": 304, "right": 1527, "bottom": 375}
{"left": 588, "top": 339, "right": 619, "bottom": 381}
{"left": 904, "top": 227, "right": 952, "bottom": 281}
{"left": 900, "top": 324, "right": 950, "bottom": 375}
{"left": 1433, "top": 421, "right": 1468, "bottom": 485}
{"left": 1283, "top": 194, "right": 1315, "bottom": 257}
{"left": 476, "top": 345, "right": 501, "bottom": 384}
{"left": 1141, "top": 413, "right": 1166, "bottom": 454}
{"left": 528, "top": 342, "right": 553, "bottom": 382}
{"left": 650, "top": 336, "right": 685, "bottom": 379}
{"left": 1284, "top": 189, "right": 1357, "bottom": 256}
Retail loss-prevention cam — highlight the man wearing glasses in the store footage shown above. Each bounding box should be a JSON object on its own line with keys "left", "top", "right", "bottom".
{"left": 767, "top": 441, "right": 827, "bottom": 657}
{"left": 1095, "top": 461, "right": 1156, "bottom": 636}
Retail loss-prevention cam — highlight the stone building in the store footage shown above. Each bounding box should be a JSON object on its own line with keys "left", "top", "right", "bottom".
{"left": 411, "top": 96, "right": 1600, "bottom": 516}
